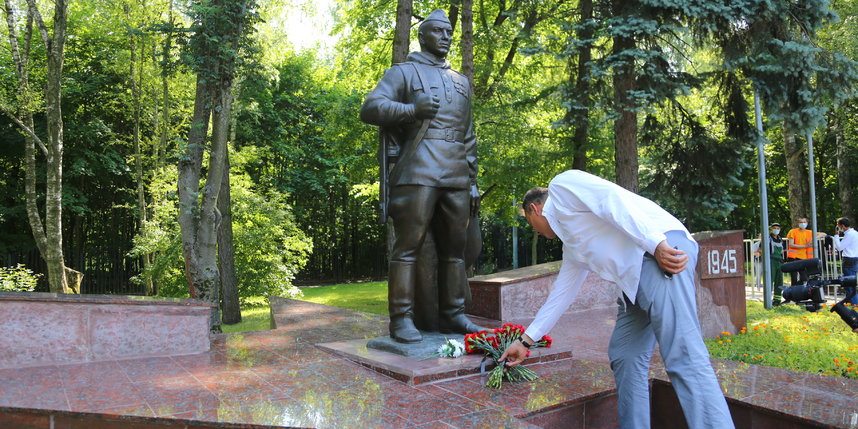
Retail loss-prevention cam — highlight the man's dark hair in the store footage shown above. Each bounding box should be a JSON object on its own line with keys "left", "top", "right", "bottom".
{"left": 838, "top": 217, "right": 851, "bottom": 228}
{"left": 522, "top": 187, "right": 548, "bottom": 214}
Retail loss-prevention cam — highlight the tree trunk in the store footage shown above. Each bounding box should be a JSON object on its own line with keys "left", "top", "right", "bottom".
{"left": 460, "top": 0, "right": 474, "bottom": 86}
{"left": 570, "top": 0, "right": 592, "bottom": 171}
{"left": 835, "top": 117, "right": 854, "bottom": 220}
{"left": 158, "top": 0, "right": 173, "bottom": 168}
{"left": 612, "top": 32, "right": 638, "bottom": 192}
{"left": 218, "top": 149, "right": 240, "bottom": 324}
{"left": 178, "top": 77, "right": 218, "bottom": 330}
{"left": 448, "top": 2, "right": 459, "bottom": 33}
{"left": 177, "top": 0, "right": 247, "bottom": 329}
{"left": 392, "top": 0, "right": 412, "bottom": 64}
{"left": 28, "top": 0, "right": 69, "bottom": 293}
{"left": 127, "top": 9, "right": 153, "bottom": 296}
{"left": 783, "top": 122, "right": 810, "bottom": 221}
{"left": 178, "top": 78, "right": 210, "bottom": 293}
{"left": 4, "top": 1, "right": 47, "bottom": 261}
{"left": 531, "top": 229, "right": 537, "bottom": 266}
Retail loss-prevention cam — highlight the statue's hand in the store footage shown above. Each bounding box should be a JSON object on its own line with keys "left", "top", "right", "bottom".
{"left": 413, "top": 92, "right": 440, "bottom": 120}
{"left": 469, "top": 184, "right": 480, "bottom": 217}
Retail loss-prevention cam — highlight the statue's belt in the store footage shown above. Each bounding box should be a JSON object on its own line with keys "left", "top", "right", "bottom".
{"left": 410, "top": 127, "right": 466, "bottom": 142}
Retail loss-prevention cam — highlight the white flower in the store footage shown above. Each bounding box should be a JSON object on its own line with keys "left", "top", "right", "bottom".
{"left": 436, "top": 338, "right": 465, "bottom": 358}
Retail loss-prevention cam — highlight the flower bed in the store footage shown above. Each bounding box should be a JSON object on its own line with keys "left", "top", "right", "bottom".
{"left": 705, "top": 300, "right": 858, "bottom": 379}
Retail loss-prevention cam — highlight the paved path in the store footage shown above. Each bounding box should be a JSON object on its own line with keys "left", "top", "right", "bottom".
{"left": 2, "top": 297, "right": 858, "bottom": 428}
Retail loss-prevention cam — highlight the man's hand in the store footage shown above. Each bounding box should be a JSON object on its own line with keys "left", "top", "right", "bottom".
{"left": 413, "top": 92, "right": 440, "bottom": 119}
{"left": 499, "top": 340, "right": 527, "bottom": 367}
{"left": 654, "top": 240, "right": 688, "bottom": 275}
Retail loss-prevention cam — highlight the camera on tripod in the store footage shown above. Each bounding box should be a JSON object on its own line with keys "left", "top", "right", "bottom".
{"left": 779, "top": 258, "right": 857, "bottom": 313}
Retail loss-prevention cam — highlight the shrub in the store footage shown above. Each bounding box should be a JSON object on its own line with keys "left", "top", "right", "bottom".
{"left": 131, "top": 151, "right": 312, "bottom": 303}
{"left": 0, "top": 264, "right": 41, "bottom": 292}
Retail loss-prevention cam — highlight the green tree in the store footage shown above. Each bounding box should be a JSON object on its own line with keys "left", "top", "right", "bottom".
{"left": 178, "top": 0, "right": 259, "bottom": 331}
{"left": 720, "top": 0, "right": 858, "bottom": 223}
{"left": 1, "top": 0, "right": 77, "bottom": 293}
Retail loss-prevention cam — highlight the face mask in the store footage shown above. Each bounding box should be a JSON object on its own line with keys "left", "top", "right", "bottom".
{"left": 799, "top": 223, "right": 808, "bottom": 229}
{"left": 772, "top": 229, "right": 780, "bottom": 235}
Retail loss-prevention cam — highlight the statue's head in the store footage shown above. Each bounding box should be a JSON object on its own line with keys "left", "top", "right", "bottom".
{"left": 418, "top": 9, "right": 453, "bottom": 59}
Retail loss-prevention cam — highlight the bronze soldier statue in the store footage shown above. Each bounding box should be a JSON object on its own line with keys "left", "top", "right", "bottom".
{"left": 360, "top": 9, "right": 482, "bottom": 343}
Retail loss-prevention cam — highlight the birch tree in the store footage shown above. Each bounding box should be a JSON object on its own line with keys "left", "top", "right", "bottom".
{"left": 1, "top": 0, "right": 77, "bottom": 293}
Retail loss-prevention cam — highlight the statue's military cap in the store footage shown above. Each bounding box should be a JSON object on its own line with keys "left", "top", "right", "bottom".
{"left": 420, "top": 9, "right": 451, "bottom": 28}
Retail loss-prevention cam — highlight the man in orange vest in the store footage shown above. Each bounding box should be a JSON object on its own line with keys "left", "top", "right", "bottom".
{"left": 785, "top": 217, "right": 814, "bottom": 285}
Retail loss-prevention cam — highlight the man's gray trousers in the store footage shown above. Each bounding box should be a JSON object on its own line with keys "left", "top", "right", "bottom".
{"left": 608, "top": 230, "right": 734, "bottom": 429}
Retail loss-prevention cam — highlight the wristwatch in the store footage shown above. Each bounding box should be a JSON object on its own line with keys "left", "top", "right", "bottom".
{"left": 517, "top": 336, "right": 532, "bottom": 349}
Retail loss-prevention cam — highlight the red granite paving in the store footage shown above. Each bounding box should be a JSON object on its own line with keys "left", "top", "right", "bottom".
{"left": 0, "top": 297, "right": 857, "bottom": 428}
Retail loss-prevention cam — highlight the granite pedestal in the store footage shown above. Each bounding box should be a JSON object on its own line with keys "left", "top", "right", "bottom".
{"left": 0, "top": 292, "right": 213, "bottom": 369}
{"left": 320, "top": 324, "right": 573, "bottom": 385}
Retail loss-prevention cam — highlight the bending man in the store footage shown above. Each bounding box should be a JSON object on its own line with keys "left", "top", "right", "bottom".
{"left": 501, "top": 170, "right": 733, "bottom": 429}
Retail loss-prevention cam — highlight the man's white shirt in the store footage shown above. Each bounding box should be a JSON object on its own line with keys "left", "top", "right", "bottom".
{"left": 833, "top": 228, "right": 858, "bottom": 258}
{"left": 524, "top": 170, "right": 692, "bottom": 342}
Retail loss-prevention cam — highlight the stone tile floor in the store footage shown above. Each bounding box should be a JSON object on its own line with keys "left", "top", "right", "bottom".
{"left": 1, "top": 297, "right": 858, "bottom": 428}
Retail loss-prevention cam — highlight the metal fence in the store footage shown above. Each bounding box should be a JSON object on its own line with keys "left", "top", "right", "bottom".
{"left": 743, "top": 237, "right": 845, "bottom": 300}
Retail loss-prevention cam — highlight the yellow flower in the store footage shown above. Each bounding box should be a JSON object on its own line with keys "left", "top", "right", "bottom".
{"left": 718, "top": 341, "right": 723, "bottom": 344}
{"left": 726, "top": 339, "right": 732, "bottom": 343}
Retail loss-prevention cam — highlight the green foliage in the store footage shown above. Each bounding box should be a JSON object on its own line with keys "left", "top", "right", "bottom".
{"left": 719, "top": 0, "right": 858, "bottom": 133}
{"left": 706, "top": 301, "right": 858, "bottom": 379}
{"left": 131, "top": 147, "right": 312, "bottom": 302}
{"left": 640, "top": 96, "right": 751, "bottom": 231}
{"left": 234, "top": 52, "right": 384, "bottom": 280}
{"left": 2, "top": 0, "right": 857, "bottom": 290}
{"left": 0, "top": 264, "right": 41, "bottom": 292}
{"left": 183, "top": 0, "right": 262, "bottom": 85}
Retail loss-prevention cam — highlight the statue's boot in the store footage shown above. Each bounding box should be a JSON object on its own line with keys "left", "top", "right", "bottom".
{"left": 438, "top": 260, "right": 484, "bottom": 334}
{"left": 388, "top": 261, "right": 422, "bottom": 343}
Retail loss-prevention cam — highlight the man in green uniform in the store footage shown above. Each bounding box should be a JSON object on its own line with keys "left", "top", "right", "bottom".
{"left": 755, "top": 223, "right": 785, "bottom": 306}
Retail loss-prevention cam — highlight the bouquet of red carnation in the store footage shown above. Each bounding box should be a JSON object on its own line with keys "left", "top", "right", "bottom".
{"left": 464, "top": 323, "right": 552, "bottom": 389}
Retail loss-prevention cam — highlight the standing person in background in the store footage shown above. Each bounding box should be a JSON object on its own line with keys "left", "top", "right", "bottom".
{"left": 753, "top": 223, "right": 785, "bottom": 306}
{"left": 833, "top": 217, "right": 858, "bottom": 305}
{"left": 786, "top": 217, "right": 814, "bottom": 285}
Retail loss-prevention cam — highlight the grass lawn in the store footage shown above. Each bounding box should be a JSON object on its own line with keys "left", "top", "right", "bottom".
{"left": 220, "top": 296, "right": 273, "bottom": 333}
{"left": 220, "top": 282, "right": 387, "bottom": 333}
{"left": 297, "top": 281, "right": 388, "bottom": 316}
